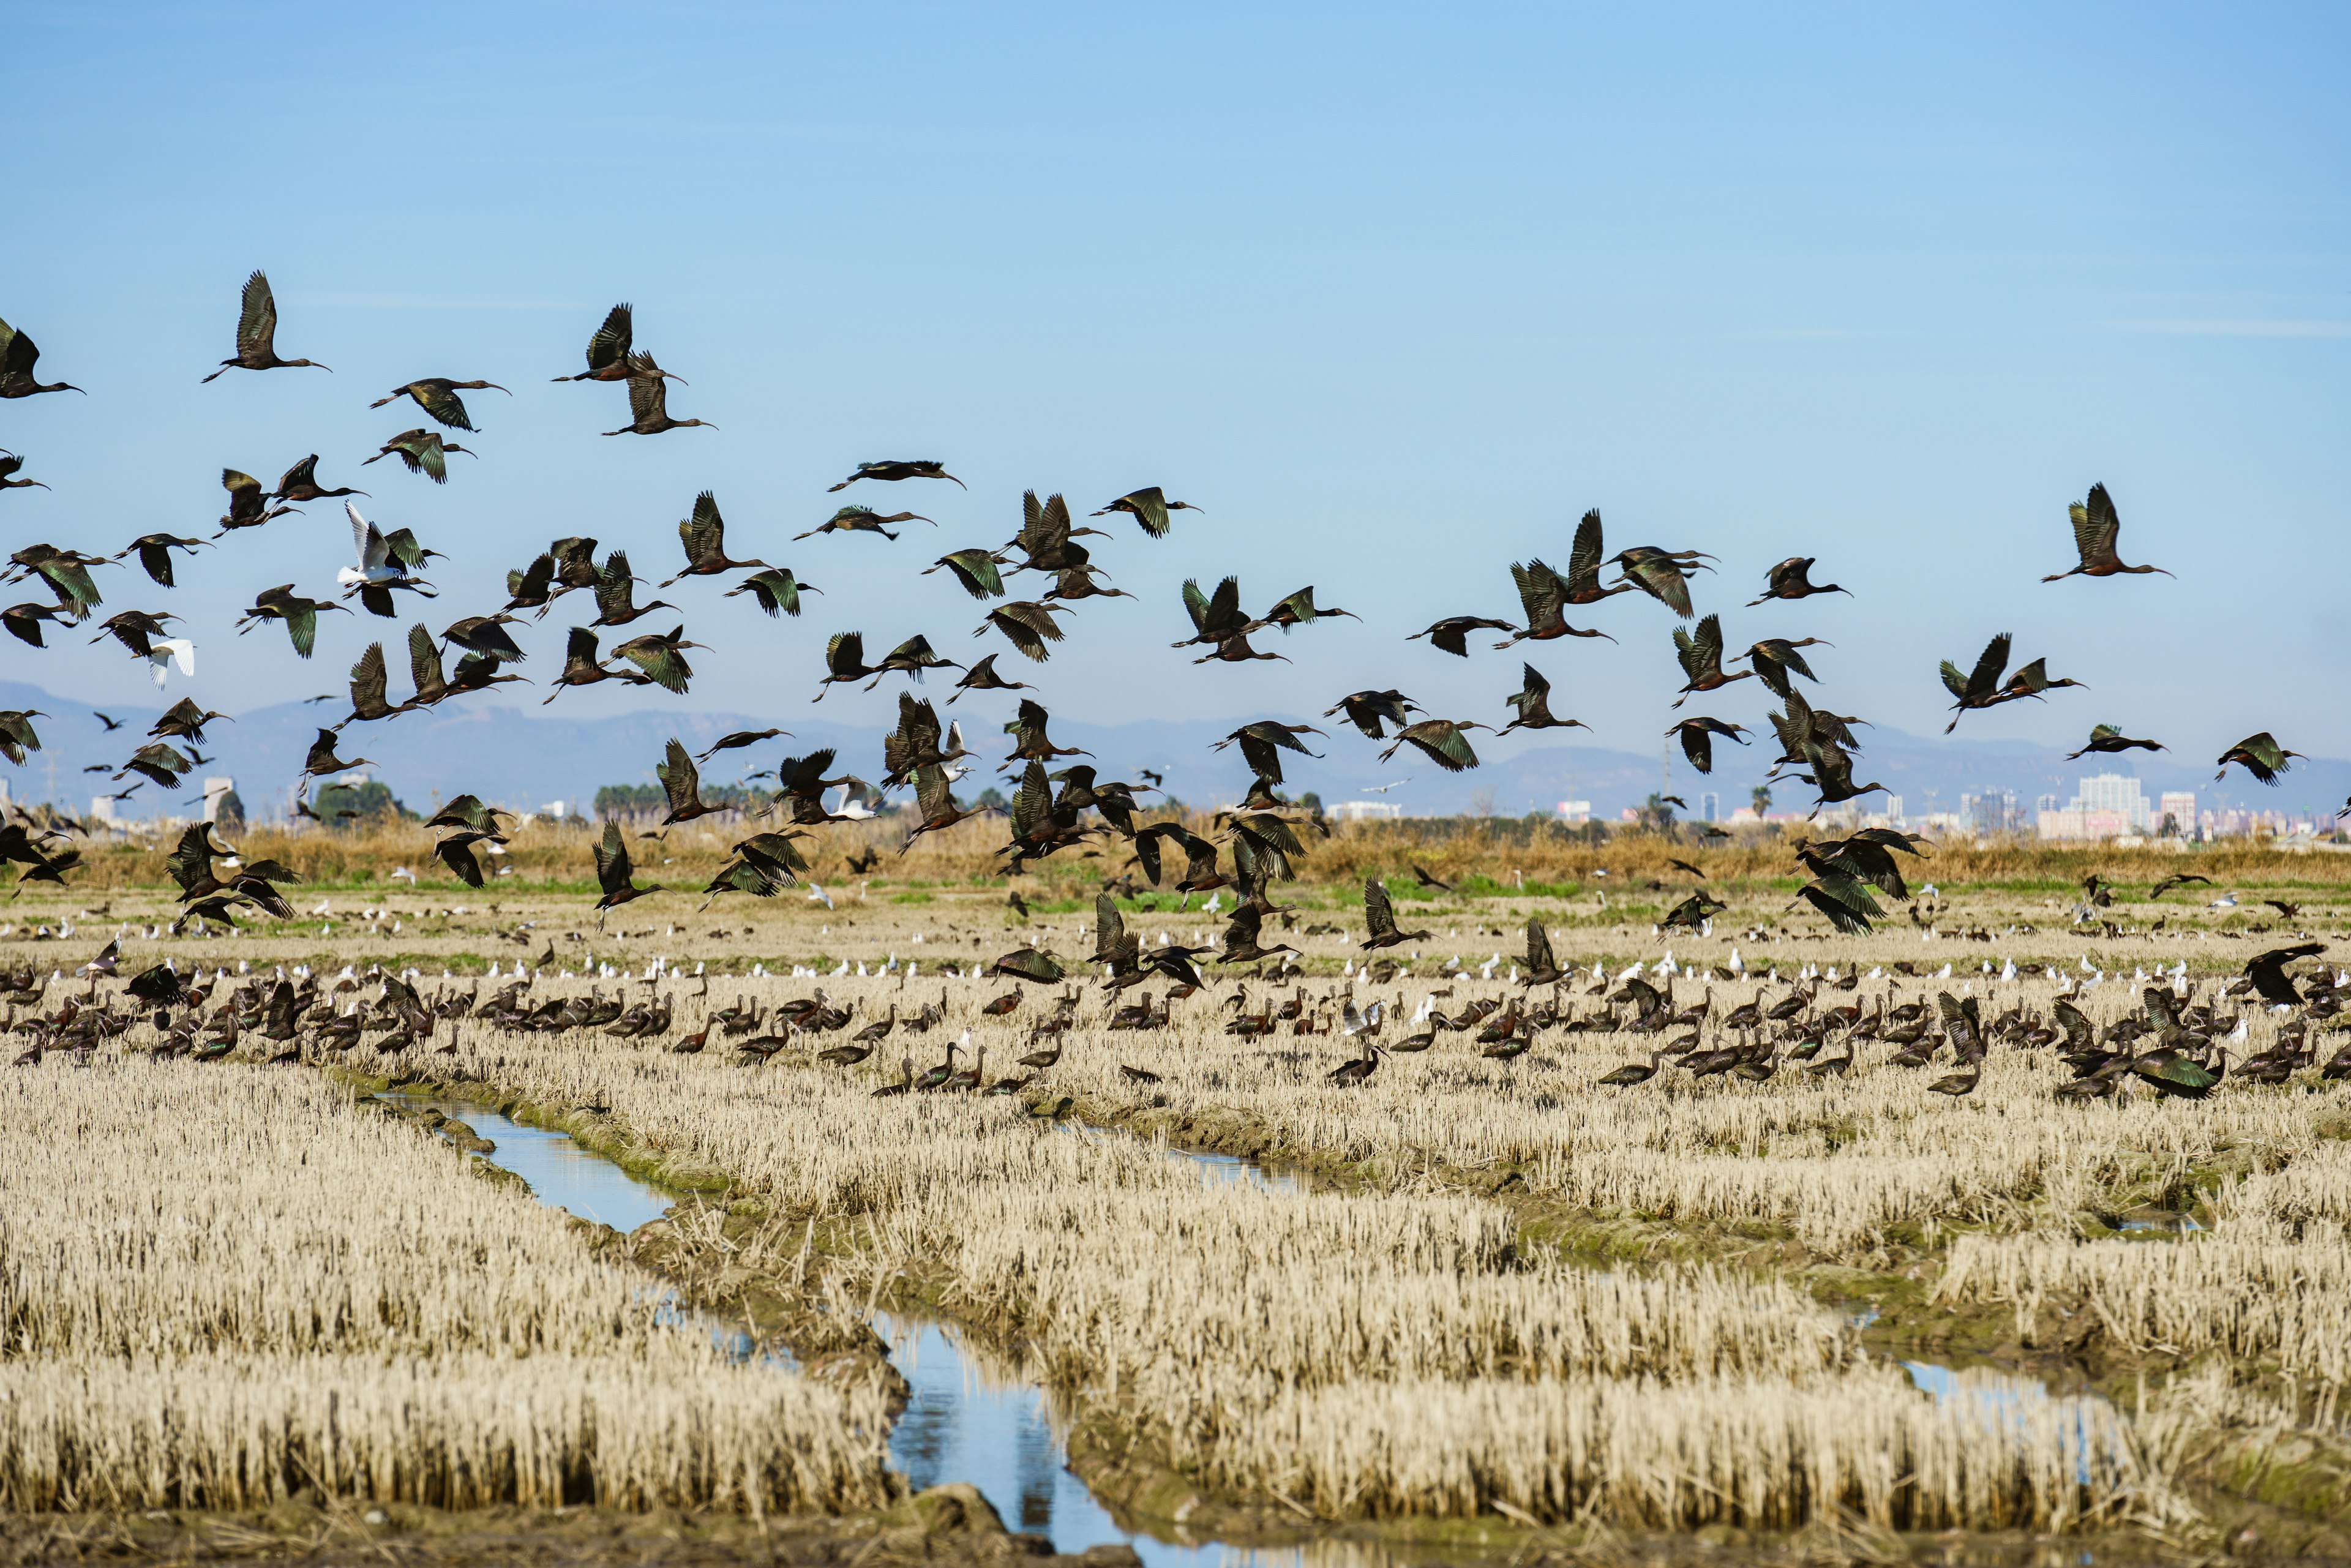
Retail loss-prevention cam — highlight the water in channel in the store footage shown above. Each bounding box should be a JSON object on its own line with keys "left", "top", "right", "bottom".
{"left": 382, "top": 1094, "right": 1329, "bottom": 1566}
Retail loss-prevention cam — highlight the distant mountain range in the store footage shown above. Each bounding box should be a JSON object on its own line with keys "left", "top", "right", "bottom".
{"left": 4, "top": 679, "right": 2345, "bottom": 827}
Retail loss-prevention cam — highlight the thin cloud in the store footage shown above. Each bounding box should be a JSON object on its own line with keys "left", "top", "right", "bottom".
{"left": 2109, "top": 318, "right": 2351, "bottom": 339}
{"left": 290, "top": 293, "right": 585, "bottom": 312}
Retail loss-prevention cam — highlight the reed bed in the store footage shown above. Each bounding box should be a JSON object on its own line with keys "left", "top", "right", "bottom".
{"left": 0, "top": 1062, "right": 896, "bottom": 1514}
{"left": 43, "top": 811, "right": 2351, "bottom": 898}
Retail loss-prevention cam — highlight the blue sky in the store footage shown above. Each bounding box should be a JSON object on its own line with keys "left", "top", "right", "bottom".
{"left": 6, "top": 3, "right": 2347, "bottom": 798}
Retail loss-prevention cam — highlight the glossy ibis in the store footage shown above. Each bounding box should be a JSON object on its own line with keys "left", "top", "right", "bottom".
{"left": 975, "top": 600, "right": 1070, "bottom": 662}
{"left": 0, "top": 451, "right": 46, "bottom": 492}
{"left": 1499, "top": 663, "right": 1588, "bottom": 735}
{"left": 590, "top": 550, "right": 676, "bottom": 628}
{"left": 1499, "top": 559, "right": 1616, "bottom": 645}
{"left": 1611, "top": 545, "right": 1715, "bottom": 617}
{"left": 269, "top": 454, "right": 365, "bottom": 504}
{"left": 1735, "top": 636, "right": 1830, "bottom": 700}
{"left": 200, "top": 272, "right": 328, "bottom": 382}
{"left": 236, "top": 585, "right": 348, "bottom": 658}
{"left": 115, "top": 533, "right": 211, "bottom": 588}
{"left": 1324, "top": 689, "right": 1420, "bottom": 738}
{"left": 1409, "top": 616, "right": 1515, "bottom": 656}
{"left": 829, "top": 460, "right": 962, "bottom": 492}
{"left": 2215, "top": 732, "right": 2302, "bottom": 786}
{"left": 1668, "top": 717, "right": 1749, "bottom": 773}
{"left": 371, "top": 378, "right": 509, "bottom": 432}
{"left": 603, "top": 357, "right": 715, "bottom": 434}
{"left": 613, "top": 625, "right": 703, "bottom": 693}
{"left": 727, "top": 565, "right": 821, "bottom": 619}
{"left": 553, "top": 305, "right": 685, "bottom": 383}
{"left": 592, "top": 821, "right": 661, "bottom": 925}
{"left": 363, "top": 429, "right": 474, "bottom": 482}
{"left": 926, "top": 549, "right": 1008, "bottom": 600}
{"left": 950, "top": 653, "right": 1032, "bottom": 702}
{"left": 2044, "top": 484, "right": 2171, "bottom": 582}
{"left": 1092, "top": 487, "right": 1199, "bottom": 536}
{"left": 542, "top": 626, "right": 650, "bottom": 703}
{"left": 1360, "top": 877, "right": 1432, "bottom": 951}
{"left": 795, "top": 506, "right": 932, "bottom": 541}
{"left": 1748, "top": 557, "right": 1848, "bottom": 606}
{"left": 217, "top": 469, "right": 300, "bottom": 536}
{"left": 1380, "top": 719, "right": 1488, "bottom": 772}
{"left": 1672, "top": 615, "right": 1753, "bottom": 707}
{"left": 2068, "top": 724, "right": 2164, "bottom": 760}
{"left": 661, "top": 492, "right": 768, "bottom": 586}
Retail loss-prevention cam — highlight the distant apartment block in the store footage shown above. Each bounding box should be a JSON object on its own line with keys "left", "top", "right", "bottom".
{"left": 1554, "top": 800, "right": 1591, "bottom": 823}
{"left": 2038, "top": 772, "right": 2153, "bottom": 841}
{"left": 1328, "top": 799, "right": 1404, "bottom": 823}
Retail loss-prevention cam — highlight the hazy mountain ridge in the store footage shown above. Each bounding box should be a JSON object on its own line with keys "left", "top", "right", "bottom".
{"left": 4, "top": 680, "right": 2343, "bottom": 825}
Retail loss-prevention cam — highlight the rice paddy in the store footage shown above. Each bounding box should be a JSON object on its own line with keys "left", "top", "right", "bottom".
{"left": 5, "top": 851, "right": 2350, "bottom": 1559}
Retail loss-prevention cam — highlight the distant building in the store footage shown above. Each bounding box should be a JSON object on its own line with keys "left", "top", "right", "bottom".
{"left": 203, "top": 778, "right": 235, "bottom": 822}
{"left": 1697, "top": 791, "right": 1720, "bottom": 822}
{"left": 1554, "top": 800, "right": 1591, "bottom": 823}
{"left": 1328, "top": 799, "right": 1404, "bottom": 823}
{"left": 2158, "top": 790, "right": 2195, "bottom": 837}
{"left": 90, "top": 795, "right": 118, "bottom": 824}
{"left": 1881, "top": 795, "right": 1904, "bottom": 825}
{"left": 542, "top": 800, "right": 566, "bottom": 821}
{"left": 1960, "top": 789, "right": 2023, "bottom": 834}
{"left": 2069, "top": 773, "right": 2153, "bottom": 831}
{"left": 2038, "top": 773, "right": 2155, "bottom": 841}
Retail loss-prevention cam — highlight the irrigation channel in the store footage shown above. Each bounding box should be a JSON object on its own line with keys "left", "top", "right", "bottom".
{"left": 380, "top": 1095, "right": 2103, "bottom": 1555}
{"left": 381, "top": 1095, "right": 1309, "bottom": 1566}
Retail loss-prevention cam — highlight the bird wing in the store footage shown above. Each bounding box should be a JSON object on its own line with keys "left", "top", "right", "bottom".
{"left": 1526, "top": 917, "right": 1554, "bottom": 973}
{"left": 1205, "top": 577, "right": 1244, "bottom": 636}
{"left": 1672, "top": 624, "right": 1700, "bottom": 680}
{"left": 407, "top": 621, "right": 447, "bottom": 698}
{"left": 1407, "top": 722, "right": 1480, "bottom": 772}
{"left": 348, "top": 505, "right": 377, "bottom": 570}
{"left": 1567, "top": 511, "right": 1605, "bottom": 591}
{"left": 587, "top": 304, "right": 632, "bottom": 370}
{"left": 1180, "top": 578, "right": 1210, "bottom": 636}
{"left": 1692, "top": 613, "right": 1724, "bottom": 672}
{"left": 594, "top": 821, "right": 632, "bottom": 895}
{"left": 1363, "top": 875, "right": 1397, "bottom": 939}
{"left": 237, "top": 270, "right": 277, "bottom": 359}
{"left": 276, "top": 454, "right": 319, "bottom": 495}
{"left": 825, "top": 631, "right": 866, "bottom": 679}
{"left": 349, "top": 642, "right": 388, "bottom": 710}
{"left": 1129, "top": 488, "right": 1172, "bottom": 537}
{"left": 283, "top": 600, "right": 320, "bottom": 659}
{"left": 659, "top": 738, "right": 701, "bottom": 815}
{"left": 1676, "top": 724, "right": 1712, "bottom": 773}
{"left": 414, "top": 383, "right": 474, "bottom": 431}
{"left": 1967, "top": 633, "right": 2011, "bottom": 699}
{"left": 2072, "top": 484, "right": 2120, "bottom": 566}
{"left": 1512, "top": 559, "right": 1562, "bottom": 626}
{"left": 619, "top": 635, "right": 692, "bottom": 693}
{"left": 1629, "top": 557, "right": 1694, "bottom": 617}
{"left": 626, "top": 369, "right": 667, "bottom": 424}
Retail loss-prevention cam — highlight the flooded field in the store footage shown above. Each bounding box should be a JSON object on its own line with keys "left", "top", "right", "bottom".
{"left": 4, "top": 870, "right": 2350, "bottom": 1562}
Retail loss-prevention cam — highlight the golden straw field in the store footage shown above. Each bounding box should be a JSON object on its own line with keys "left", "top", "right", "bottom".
{"left": 4, "top": 838, "right": 2351, "bottom": 1560}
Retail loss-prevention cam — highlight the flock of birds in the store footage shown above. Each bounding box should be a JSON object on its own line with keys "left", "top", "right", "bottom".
{"left": 0, "top": 276, "right": 2337, "bottom": 1006}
